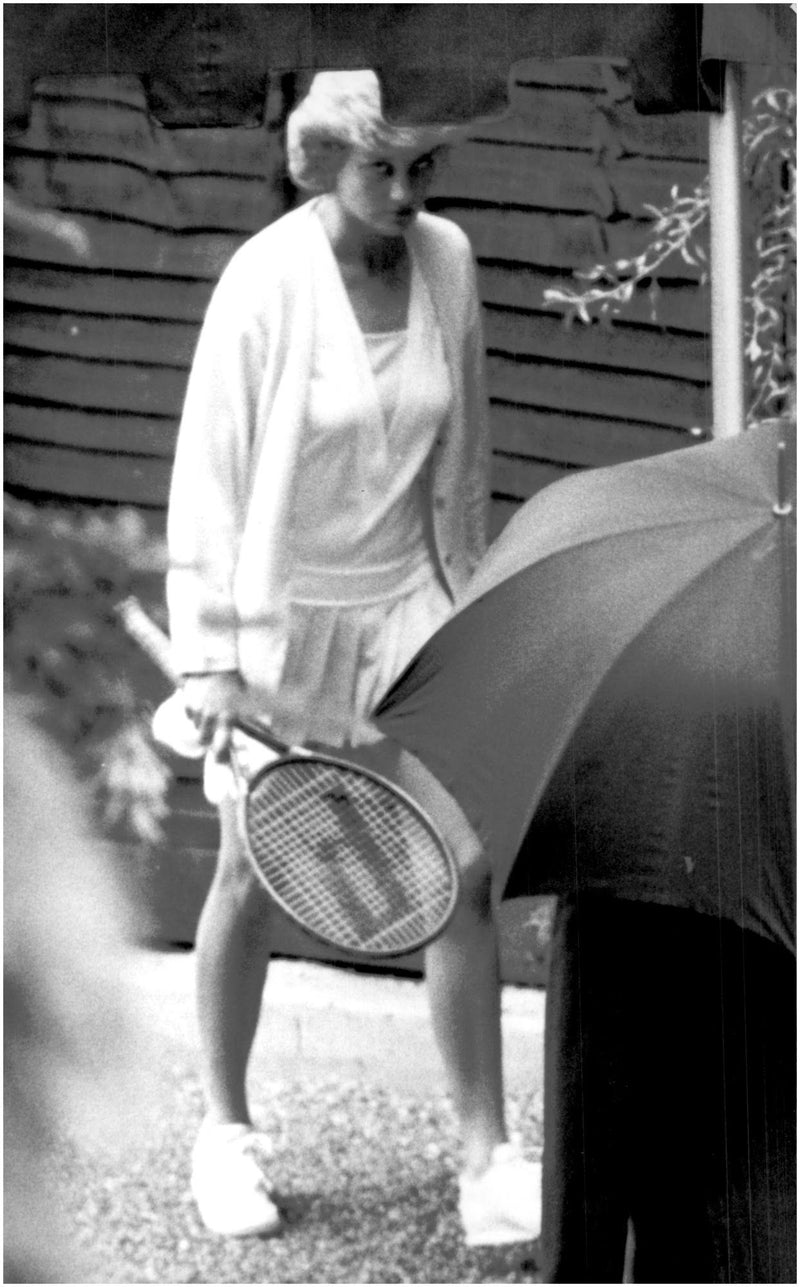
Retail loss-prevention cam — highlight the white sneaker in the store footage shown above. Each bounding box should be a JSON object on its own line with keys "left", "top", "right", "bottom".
{"left": 458, "top": 1141, "right": 542, "bottom": 1247}
{"left": 190, "top": 1121, "right": 283, "bottom": 1237}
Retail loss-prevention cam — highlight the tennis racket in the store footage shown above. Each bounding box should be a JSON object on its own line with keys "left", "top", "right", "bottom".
{"left": 116, "top": 597, "right": 459, "bottom": 958}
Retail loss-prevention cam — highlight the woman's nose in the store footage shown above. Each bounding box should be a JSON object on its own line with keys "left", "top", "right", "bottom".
{"left": 390, "top": 174, "right": 412, "bottom": 205}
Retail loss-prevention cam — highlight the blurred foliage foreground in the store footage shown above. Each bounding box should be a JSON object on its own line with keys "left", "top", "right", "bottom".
{"left": 4, "top": 495, "right": 174, "bottom": 846}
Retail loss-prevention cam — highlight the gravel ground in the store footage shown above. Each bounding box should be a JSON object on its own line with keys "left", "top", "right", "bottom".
{"left": 50, "top": 1049, "right": 543, "bottom": 1285}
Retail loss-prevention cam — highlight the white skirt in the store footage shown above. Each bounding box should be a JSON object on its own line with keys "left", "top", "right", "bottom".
{"left": 267, "top": 568, "right": 452, "bottom": 748}
{"left": 201, "top": 566, "right": 453, "bottom": 801}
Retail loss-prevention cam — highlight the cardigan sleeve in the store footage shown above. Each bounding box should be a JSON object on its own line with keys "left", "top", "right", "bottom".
{"left": 166, "top": 256, "right": 269, "bottom": 675}
{"left": 412, "top": 212, "right": 492, "bottom": 589}
{"left": 461, "top": 247, "right": 492, "bottom": 570}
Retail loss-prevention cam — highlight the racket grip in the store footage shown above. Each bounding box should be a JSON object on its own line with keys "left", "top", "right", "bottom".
{"left": 116, "top": 596, "right": 179, "bottom": 682}
{"left": 116, "top": 597, "right": 288, "bottom": 755}
{"left": 231, "top": 714, "right": 286, "bottom": 753}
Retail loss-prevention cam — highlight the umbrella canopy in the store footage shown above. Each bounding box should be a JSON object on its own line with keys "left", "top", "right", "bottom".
{"left": 374, "top": 421, "right": 796, "bottom": 954}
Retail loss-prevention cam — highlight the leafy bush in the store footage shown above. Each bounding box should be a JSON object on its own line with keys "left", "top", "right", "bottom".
{"left": 4, "top": 495, "right": 173, "bottom": 844}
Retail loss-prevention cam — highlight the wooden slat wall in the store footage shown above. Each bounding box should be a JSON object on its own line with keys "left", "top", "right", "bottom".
{"left": 429, "top": 57, "right": 712, "bottom": 534}
{"left": 4, "top": 62, "right": 713, "bottom": 978}
{"left": 5, "top": 63, "right": 712, "bottom": 523}
{"left": 5, "top": 74, "right": 291, "bottom": 509}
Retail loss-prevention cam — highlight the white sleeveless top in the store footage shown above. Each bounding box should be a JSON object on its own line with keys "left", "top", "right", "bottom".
{"left": 364, "top": 328, "right": 406, "bottom": 425}
{"left": 288, "top": 216, "right": 453, "bottom": 606}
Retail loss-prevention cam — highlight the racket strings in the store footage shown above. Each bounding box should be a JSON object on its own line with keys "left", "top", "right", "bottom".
{"left": 244, "top": 760, "right": 455, "bottom": 955}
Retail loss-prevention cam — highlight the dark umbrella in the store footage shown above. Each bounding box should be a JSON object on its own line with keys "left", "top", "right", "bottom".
{"left": 374, "top": 420, "right": 796, "bottom": 953}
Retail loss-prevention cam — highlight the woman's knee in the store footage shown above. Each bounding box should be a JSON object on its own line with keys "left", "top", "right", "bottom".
{"left": 457, "top": 858, "right": 493, "bottom": 921}
{"left": 210, "top": 800, "right": 270, "bottom": 913}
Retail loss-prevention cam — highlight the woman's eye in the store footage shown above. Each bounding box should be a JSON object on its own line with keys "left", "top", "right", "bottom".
{"left": 411, "top": 156, "right": 435, "bottom": 179}
{"left": 370, "top": 161, "right": 393, "bottom": 177}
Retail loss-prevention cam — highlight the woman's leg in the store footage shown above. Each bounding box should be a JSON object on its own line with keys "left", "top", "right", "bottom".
{"left": 195, "top": 795, "right": 274, "bottom": 1125}
{"left": 382, "top": 746, "right": 540, "bottom": 1242}
{"left": 424, "top": 856, "right": 506, "bottom": 1174}
{"left": 384, "top": 746, "right": 507, "bottom": 1170}
{"left": 425, "top": 832, "right": 541, "bottom": 1247}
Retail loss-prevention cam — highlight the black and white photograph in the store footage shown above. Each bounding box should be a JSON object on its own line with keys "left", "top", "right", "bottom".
{"left": 4, "top": 4, "right": 796, "bottom": 1283}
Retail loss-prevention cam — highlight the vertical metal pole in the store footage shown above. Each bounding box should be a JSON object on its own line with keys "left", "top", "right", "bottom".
{"left": 709, "top": 61, "right": 747, "bottom": 437}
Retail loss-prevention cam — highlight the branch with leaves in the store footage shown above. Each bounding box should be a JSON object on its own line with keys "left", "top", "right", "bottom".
{"left": 543, "top": 87, "right": 796, "bottom": 426}
{"left": 544, "top": 177, "right": 710, "bottom": 327}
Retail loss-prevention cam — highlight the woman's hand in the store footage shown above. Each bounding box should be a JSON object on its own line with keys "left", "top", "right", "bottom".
{"left": 181, "top": 671, "right": 247, "bottom": 761}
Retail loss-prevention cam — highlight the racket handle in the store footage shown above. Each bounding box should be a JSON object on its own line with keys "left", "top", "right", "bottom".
{"left": 116, "top": 596, "right": 179, "bottom": 682}
{"left": 115, "top": 597, "right": 287, "bottom": 756}
{"left": 232, "top": 714, "right": 286, "bottom": 754}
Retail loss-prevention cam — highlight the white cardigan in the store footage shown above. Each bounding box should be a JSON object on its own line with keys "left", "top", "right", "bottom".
{"left": 167, "top": 200, "right": 491, "bottom": 694}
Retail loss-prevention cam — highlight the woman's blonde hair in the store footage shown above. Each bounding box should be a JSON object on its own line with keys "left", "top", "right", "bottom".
{"left": 286, "top": 69, "right": 464, "bottom": 194}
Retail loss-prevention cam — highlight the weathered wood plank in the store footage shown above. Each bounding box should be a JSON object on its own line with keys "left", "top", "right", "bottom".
{"left": 483, "top": 86, "right": 709, "bottom": 161}
{"left": 20, "top": 78, "right": 282, "bottom": 175}
{"left": 441, "top": 206, "right": 703, "bottom": 278}
{"left": 484, "top": 307, "right": 709, "bottom": 382}
{"left": 6, "top": 404, "right": 179, "bottom": 458}
{"left": 20, "top": 80, "right": 157, "bottom": 159}
{"left": 435, "top": 140, "right": 706, "bottom": 219}
{"left": 5, "top": 352, "right": 187, "bottom": 417}
{"left": 5, "top": 301, "right": 709, "bottom": 385}
{"left": 436, "top": 143, "right": 617, "bottom": 217}
{"left": 477, "top": 263, "right": 709, "bottom": 335}
{"left": 474, "top": 88, "right": 600, "bottom": 151}
{"left": 511, "top": 57, "right": 627, "bottom": 92}
{"left": 5, "top": 262, "right": 215, "bottom": 324}
{"left": 492, "top": 453, "right": 575, "bottom": 502}
{"left": 6, "top": 352, "right": 709, "bottom": 456}
{"left": 490, "top": 402, "right": 694, "bottom": 468}
{"left": 6, "top": 153, "right": 281, "bottom": 234}
{"left": 438, "top": 205, "right": 609, "bottom": 271}
{"left": 4, "top": 212, "right": 244, "bottom": 280}
{"left": 490, "top": 494, "right": 526, "bottom": 539}
{"left": 32, "top": 75, "right": 152, "bottom": 109}
{"left": 487, "top": 353, "right": 711, "bottom": 430}
{"left": 4, "top": 439, "right": 171, "bottom": 506}
{"left": 601, "top": 156, "right": 709, "bottom": 220}
{"left": 6, "top": 309, "right": 197, "bottom": 367}
{"left": 6, "top": 256, "right": 710, "bottom": 341}
{"left": 7, "top": 399, "right": 687, "bottom": 494}
{"left": 580, "top": 104, "right": 710, "bottom": 164}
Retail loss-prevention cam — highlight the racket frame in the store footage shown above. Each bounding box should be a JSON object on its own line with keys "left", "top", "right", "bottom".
{"left": 236, "top": 745, "right": 461, "bottom": 959}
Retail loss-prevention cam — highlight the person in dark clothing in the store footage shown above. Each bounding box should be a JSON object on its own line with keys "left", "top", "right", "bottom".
{"left": 507, "top": 581, "right": 796, "bottom": 1283}
{"left": 373, "top": 424, "right": 796, "bottom": 1283}
{"left": 542, "top": 896, "right": 795, "bottom": 1284}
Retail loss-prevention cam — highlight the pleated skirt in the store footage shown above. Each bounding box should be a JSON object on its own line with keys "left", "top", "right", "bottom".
{"left": 205, "top": 565, "right": 453, "bottom": 798}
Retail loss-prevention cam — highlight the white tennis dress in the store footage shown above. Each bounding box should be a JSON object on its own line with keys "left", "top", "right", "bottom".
{"left": 157, "top": 224, "right": 457, "bottom": 797}
{"left": 274, "top": 226, "right": 454, "bottom": 750}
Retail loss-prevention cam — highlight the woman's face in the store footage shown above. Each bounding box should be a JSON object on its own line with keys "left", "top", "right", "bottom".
{"left": 331, "top": 142, "right": 442, "bottom": 236}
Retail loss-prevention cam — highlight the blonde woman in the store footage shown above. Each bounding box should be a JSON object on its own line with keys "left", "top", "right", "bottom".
{"left": 163, "top": 70, "right": 540, "bottom": 1246}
